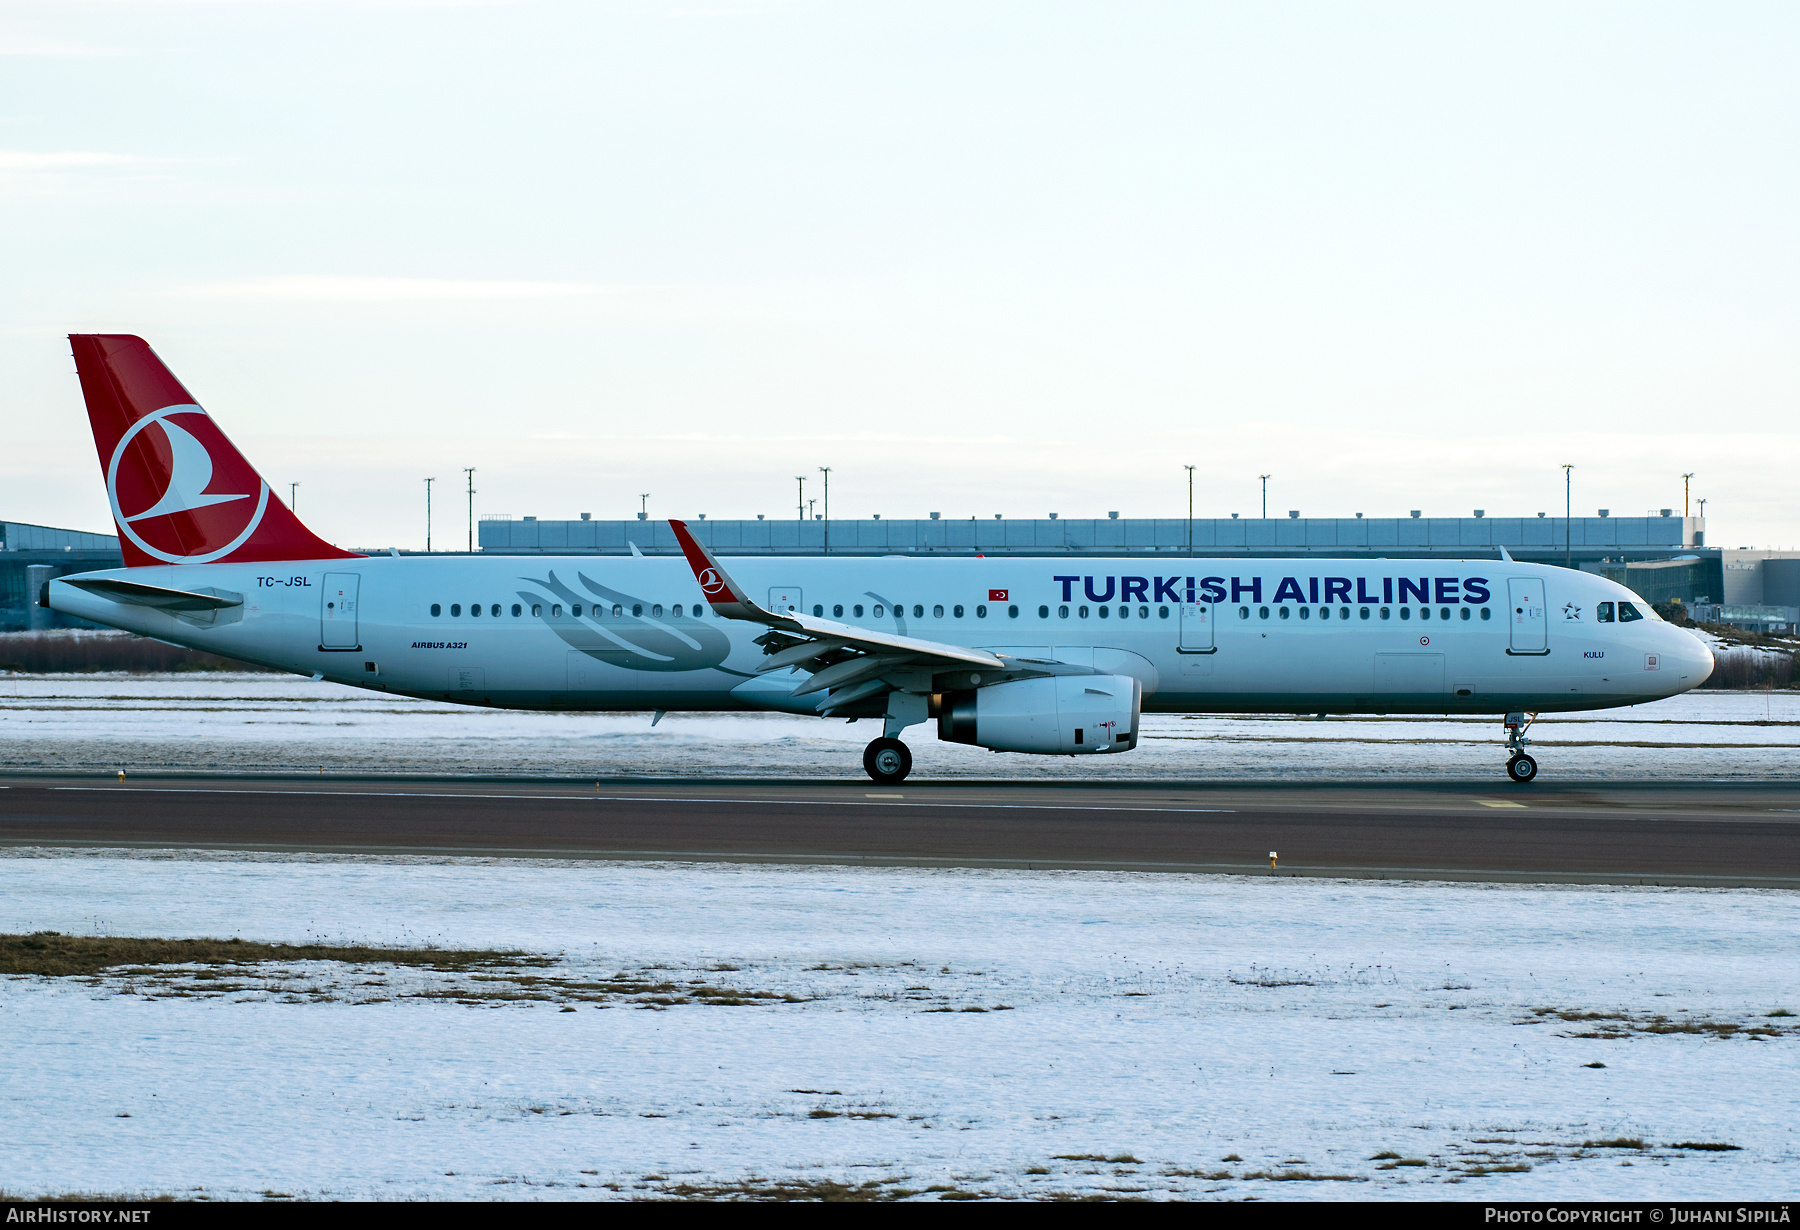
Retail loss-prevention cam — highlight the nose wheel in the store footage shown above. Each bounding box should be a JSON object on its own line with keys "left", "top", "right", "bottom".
{"left": 1506, "top": 753, "right": 1538, "bottom": 783}
{"left": 1502, "top": 711, "right": 1538, "bottom": 783}
{"left": 863, "top": 737, "right": 913, "bottom": 784}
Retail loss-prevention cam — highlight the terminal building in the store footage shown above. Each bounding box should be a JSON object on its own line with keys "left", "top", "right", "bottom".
{"left": 6, "top": 511, "right": 1795, "bottom": 633}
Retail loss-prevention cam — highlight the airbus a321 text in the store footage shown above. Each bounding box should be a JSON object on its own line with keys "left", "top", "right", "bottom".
{"left": 44, "top": 335, "right": 1716, "bottom": 784}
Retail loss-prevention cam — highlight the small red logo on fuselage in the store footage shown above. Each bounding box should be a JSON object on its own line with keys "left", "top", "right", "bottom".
{"left": 988, "top": 589, "right": 1008, "bottom": 601}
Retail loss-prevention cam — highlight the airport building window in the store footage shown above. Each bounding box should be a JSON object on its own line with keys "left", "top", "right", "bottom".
{"left": 853, "top": 604, "right": 864, "bottom": 617}
{"left": 511, "top": 604, "right": 521, "bottom": 617}
{"left": 934, "top": 605, "right": 944, "bottom": 618}
{"left": 1008, "top": 604, "right": 1019, "bottom": 618}
{"left": 430, "top": 604, "right": 442, "bottom": 617}
{"left": 1480, "top": 607, "right": 1491, "bottom": 620}
{"left": 1060, "top": 605, "right": 1070, "bottom": 619}
{"left": 1039, "top": 605, "right": 1049, "bottom": 618}
{"left": 652, "top": 604, "right": 663, "bottom": 618}
{"left": 1379, "top": 607, "right": 1390, "bottom": 619}
{"left": 954, "top": 605, "right": 965, "bottom": 618}
{"left": 1596, "top": 601, "right": 1615, "bottom": 623}
{"left": 450, "top": 604, "right": 462, "bottom": 616}
{"left": 1619, "top": 601, "right": 1644, "bottom": 622}
{"left": 834, "top": 604, "right": 844, "bottom": 617}
{"left": 1258, "top": 606, "right": 1269, "bottom": 619}
{"left": 977, "top": 605, "right": 988, "bottom": 618}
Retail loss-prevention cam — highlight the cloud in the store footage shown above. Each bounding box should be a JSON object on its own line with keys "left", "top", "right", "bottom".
{"left": 173, "top": 275, "right": 603, "bottom": 302}
{"left": 0, "top": 150, "right": 152, "bottom": 170}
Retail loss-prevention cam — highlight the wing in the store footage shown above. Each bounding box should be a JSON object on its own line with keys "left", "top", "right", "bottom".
{"left": 668, "top": 519, "right": 1081, "bottom": 714}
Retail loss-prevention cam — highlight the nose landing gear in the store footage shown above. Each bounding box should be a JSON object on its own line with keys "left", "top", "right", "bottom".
{"left": 863, "top": 737, "right": 913, "bottom": 784}
{"left": 1503, "top": 711, "right": 1538, "bottom": 783}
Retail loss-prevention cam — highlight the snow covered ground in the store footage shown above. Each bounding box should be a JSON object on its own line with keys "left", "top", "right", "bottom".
{"left": 0, "top": 673, "right": 1796, "bottom": 780}
{"left": 2, "top": 849, "right": 1795, "bottom": 1201}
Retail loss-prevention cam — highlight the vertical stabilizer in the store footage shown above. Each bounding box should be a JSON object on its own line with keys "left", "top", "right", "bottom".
{"left": 70, "top": 334, "right": 360, "bottom": 566}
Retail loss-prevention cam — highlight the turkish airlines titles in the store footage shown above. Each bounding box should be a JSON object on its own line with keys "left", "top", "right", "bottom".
{"left": 1050, "top": 575, "right": 1494, "bottom": 606}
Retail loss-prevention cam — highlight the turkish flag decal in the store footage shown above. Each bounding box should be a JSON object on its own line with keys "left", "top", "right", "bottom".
{"left": 988, "top": 589, "right": 1009, "bottom": 601}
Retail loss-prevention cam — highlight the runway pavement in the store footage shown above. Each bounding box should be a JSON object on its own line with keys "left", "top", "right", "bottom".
{"left": 3, "top": 772, "right": 1798, "bottom": 886}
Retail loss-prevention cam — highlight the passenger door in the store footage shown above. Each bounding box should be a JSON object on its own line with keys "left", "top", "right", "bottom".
{"left": 1507, "top": 578, "right": 1547, "bottom": 653}
{"left": 320, "top": 572, "right": 359, "bottom": 648}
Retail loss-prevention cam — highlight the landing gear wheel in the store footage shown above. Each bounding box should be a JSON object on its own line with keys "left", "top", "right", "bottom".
{"left": 863, "top": 737, "right": 912, "bottom": 784}
{"left": 1506, "top": 753, "right": 1538, "bottom": 784}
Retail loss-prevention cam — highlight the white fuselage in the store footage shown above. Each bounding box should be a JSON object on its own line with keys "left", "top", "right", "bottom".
{"left": 49, "top": 555, "right": 1714, "bottom": 717}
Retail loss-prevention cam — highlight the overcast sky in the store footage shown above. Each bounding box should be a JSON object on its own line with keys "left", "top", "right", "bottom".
{"left": 3, "top": 1, "right": 1796, "bottom": 550}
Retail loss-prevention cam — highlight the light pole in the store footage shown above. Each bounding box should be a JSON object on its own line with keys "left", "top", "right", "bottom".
{"left": 818, "top": 466, "right": 831, "bottom": 554}
{"left": 1259, "top": 474, "right": 1270, "bottom": 519}
{"left": 289, "top": 482, "right": 299, "bottom": 513}
{"left": 795, "top": 475, "right": 806, "bottom": 523}
{"left": 1682, "top": 472, "right": 1695, "bottom": 518}
{"left": 1562, "top": 464, "right": 1574, "bottom": 570}
{"left": 424, "top": 477, "right": 435, "bottom": 552}
{"left": 639, "top": 493, "right": 650, "bottom": 519}
{"left": 1184, "top": 464, "right": 1195, "bottom": 558}
{"left": 464, "top": 467, "right": 476, "bottom": 553}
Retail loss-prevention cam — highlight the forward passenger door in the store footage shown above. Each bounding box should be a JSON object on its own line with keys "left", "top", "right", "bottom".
{"left": 1507, "top": 578, "right": 1547, "bottom": 653}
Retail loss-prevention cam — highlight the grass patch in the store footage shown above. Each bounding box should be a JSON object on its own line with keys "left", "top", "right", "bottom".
{"left": 1461, "top": 1164, "right": 1531, "bottom": 1176}
{"left": 1240, "top": 1171, "right": 1366, "bottom": 1182}
{"left": 1375, "top": 1159, "right": 1428, "bottom": 1170}
{"left": 650, "top": 1178, "right": 917, "bottom": 1201}
{"left": 1583, "top": 1138, "right": 1647, "bottom": 1150}
{"left": 1670, "top": 1142, "right": 1741, "bottom": 1152}
{"left": 0, "top": 932, "right": 530, "bottom": 977}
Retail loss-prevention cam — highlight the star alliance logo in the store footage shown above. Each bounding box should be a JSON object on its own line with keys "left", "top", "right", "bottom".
{"left": 1563, "top": 603, "right": 1583, "bottom": 621}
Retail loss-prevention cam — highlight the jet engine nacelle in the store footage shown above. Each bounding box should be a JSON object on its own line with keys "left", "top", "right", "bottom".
{"left": 937, "top": 674, "right": 1141, "bottom": 755}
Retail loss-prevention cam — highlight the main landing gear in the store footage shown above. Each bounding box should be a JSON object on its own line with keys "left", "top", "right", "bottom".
{"left": 863, "top": 737, "right": 913, "bottom": 784}
{"left": 1503, "top": 711, "right": 1538, "bottom": 784}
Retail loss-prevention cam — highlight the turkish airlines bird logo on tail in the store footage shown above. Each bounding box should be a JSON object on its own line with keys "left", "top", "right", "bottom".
{"left": 71, "top": 334, "right": 360, "bottom": 567}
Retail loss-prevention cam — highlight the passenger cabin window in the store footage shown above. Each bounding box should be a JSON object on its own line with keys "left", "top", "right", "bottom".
{"left": 934, "top": 605, "right": 944, "bottom": 618}
{"left": 1596, "top": 601, "right": 1615, "bottom": 623}
{"left": 853, "top": 604, "right": 864, "bottom": 617}
{"left": 1059, "top": 605, "right": 1070, "bottom": 619}
{"left": 1359, "top": 607, "right": 1369, "bottom": 619}
{"left": 532, "top": 604, "right": 542, "bottom": 617}
{"left": 1618, "top": 601, "right": 1644, "bottom": 622}
{"left": 1076, "top": 606, "right": 1087, "bottom": 618}
{"left": 1008, "top": 605, "right": 1019, "bottom": 618}
{"left": 612, "top": 604, "right": 623, "bottom": 618}
{"left": 1338, "top": 607, "right": 1350, "bottom": 620}
{"left": 954, "top": 605, "right": 965, "bottom": 618}
{"left": 470, "top": 603, "right": 481, "bottom": 618}
{"left": 1159, "top": 606, "right": 1170, "bottom": 618}
{"left": 1258, "top": 606, "right": 1269, "bottom": 619}
{"left": 1481, "top": 608, "right": 1491, "bottom": 620}
{"left": 430, "top": 604, "right": 442, "bottom": 617}
{"left": 1239, "top": 606, "right": 1249, "bottom": 619}
{"left": 450, "top": 604, "right": 462, "bottom": 616}
{"left": 1098, "top": 605, "right": 1110, "bottom": 618}
{"left": 511, "top": 604, "right": 521, "bottom": 617}
{"left": 913, "top": 604, "right": 924, "bottom": 618}
{"left": 1400, "top": 607, "right": 1411, "bottom": 620}
{"left": 1299, "top": 606, "right": 1310, "bottom": 620}
{"left": 1279, "top": 606, "right": 1290, "bottom": 620}
{"left": 1459, "top": 607, "right": 1470, "bottom": 621}
{"left": 1439, "top": 607, "right": 1450, "bottom": 620}
{"left": 551, "top": 604, "right": 562, "bottom": 617}
{"left": 978, "top": 605, "right": 989, "bottom": 618}
{"left": 632, "top": 604, "right": 643, "bottom": 617}
{"left": 1379, "top": 607, "right": 1390, "bottom": 619}
{"left": 652, "top": 604, "right": 663, "bottom": 618}
{"left": 1038, "top": 605, "right": 1049, "bottom": 618}
{"left": 813, "top": 604, "right": 823, "bottom": 617}
{"left": 873, "top": 605, "right": 884, "bottom": 617}
{"left": 833, "top": 604, "right": 844, "bottom": 617}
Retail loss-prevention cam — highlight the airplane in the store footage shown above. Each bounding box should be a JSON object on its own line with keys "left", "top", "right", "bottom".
{"left": 43, "top": 334, "right": 1716, "bottom": 785}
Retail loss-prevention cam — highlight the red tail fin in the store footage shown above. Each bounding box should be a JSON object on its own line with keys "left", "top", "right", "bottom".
{"left": 70, "top": 334, "right": 360, "bottom": 566}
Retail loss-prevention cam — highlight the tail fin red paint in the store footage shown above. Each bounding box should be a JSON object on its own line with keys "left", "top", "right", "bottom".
{"left": 70, "top": 334, "right": 360, "bottom": 566}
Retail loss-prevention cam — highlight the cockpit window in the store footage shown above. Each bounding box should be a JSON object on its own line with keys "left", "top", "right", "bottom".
{"left": 1618, "top": 601, "right": 1644, "bottom": 622}
{"left": 1596, "top": 601, "right": 1614, "bottom": 623}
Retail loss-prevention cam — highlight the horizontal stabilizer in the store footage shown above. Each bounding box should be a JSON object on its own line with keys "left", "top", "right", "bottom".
{"left": 62, "top": 576, "right": 243, "bottom": 612}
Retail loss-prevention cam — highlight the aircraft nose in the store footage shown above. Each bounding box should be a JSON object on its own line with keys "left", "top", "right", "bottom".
{"left": 1670, "top": 628, "right": 1715, "bottom": 686}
